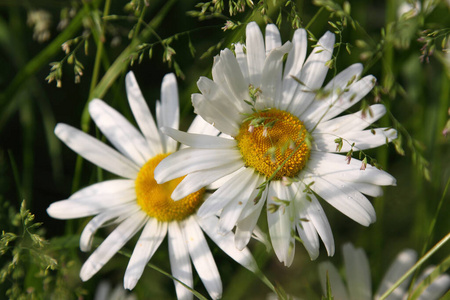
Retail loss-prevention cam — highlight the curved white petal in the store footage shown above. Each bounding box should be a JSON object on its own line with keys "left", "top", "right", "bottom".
{"left": 125, "top": 72, "right": 163, "bottom": 156}
{"left": 313, "top": 128, "right": 398, "bottom": 152}
{"left": 172, "top": 160, "right": 244, "bottom": 201}
{"left": 161, "top": 127, "right": 236, "bottom": 149}
{"left": 168, "top": 221, "right": 193, "bottom": 300}
{"left": 296, "top": 213, "right": 320, "bottom": 260}
{"left": 154, "top": 147, "right": 242, "bottom": 184}
{"left": 281, "top": 28, "right": 308, "bottom": 110}
{"left": 234, "top": 43, "right": 249, "bottom": 81}
{"left": 124, "top": 219, "right": 168, "bottom": 290}
{"left": 55, "top": 123, "right": 140, "bottom": 179}
{"left": 187, "top": 115, "right": 220, "bottom": 136}
{"left": 246, "top": 22, "right": 265, "bottom": 86}
{"left": 197, "top": 168, "right": 257, "bottom": 218}
{"left": 79, "top": 211, "right": 147, "bottom": 281}
{"left": 198, "top": 215, "right": 258, "bottom": 272}
{"left": 342, "top": 243, "right": 372, "bottom": 300}
{"left": 183, "top": 217, "right": 222, "bottom": 300}
{"left": 79, "top": 204, "right": 139, "bottom": 252}
{"left": 267, "top": 181, "right": 296, "bottom": 266}
{"left": 69, "top": 179, "right": 135, "bottom": 199}
{"left": 157, "top": 73, "right": 180, "bottom": 153}
{"left": 305, "top": 174, "right": 376, "bottom": 226}
{"left": 89, "top": 99, "right": 151, "bottom": 166}
{"left": 265, "top": 23, "right": 282, "bottom": 53}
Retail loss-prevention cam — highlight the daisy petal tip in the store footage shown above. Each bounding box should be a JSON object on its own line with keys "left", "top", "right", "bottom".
{"left": 123, "top": 276, "right": 138, "bottom": 291}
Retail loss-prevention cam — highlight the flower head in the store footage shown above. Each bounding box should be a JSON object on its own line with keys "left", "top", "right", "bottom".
{"left": 47, "top": 72, "right": 257, "bottom": 299}
{"left": 154, "top": 22, "right": 397, "bottom": 266}
{"left": 318, "top": 243, "right": 450, "bottom": 300}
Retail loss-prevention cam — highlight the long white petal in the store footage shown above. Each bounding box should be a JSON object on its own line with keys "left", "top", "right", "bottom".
{"left": 55, "top": 123, "right": 140, "bottom": 179}
{"left": 318, "top": 261, "right": 350, "bottom": 300}
{"left": 89, "top": 99, "right": 151, "bottom": 166}
{"left": 125, "top": 72, "right": 163, "bottom": 156}
{"left": 183, "top": 217, "right": 222, "bottom": 300}
{"left": 79, "top": 204, "right": 138, "bottom": 252}
{"left": 246, "top": 22, "right": 265, "bottom": 86}
{"left": 313, "top": 128, "right": 398, "bottom": 152}
{"left": 124, "top": 218, "right": 168, "bottom": 290}
{"left": 197, "top": 168, "right": 257, "bottom": 218}
{"left": 158, "top": 73, "right": 180, "bottom": 153}
{"left": 172, "top": 161, "right": 244, "bottom": 200}
{"left": 267, "top": 181, "right": 296, "bottom": 266}
{"left": 154, "top": 147, "right": 242, "bottom": 184}
{"left": 234, "top": 43, "right": 249, "bottom": 81}
{"left": 168, "top": 222, "right": 194, "bottom": 300}
{"left": 161, "top": 127, "right": 236, "bottom": 149}
{"left": 342, "top": 243, "right": 372, "bottom": 300}
{"left": 69, "top": 179, "right": 135, "bottom": 199}
{"left": 288, "top": 31, "right": 335, "bottom": 116}
{"left": 187, "top": 115, "right": 220, "bottom": 136}
{"left": 296, "top": 213, "right": 320, "bottom": 260}
{"left": 305, "top": 174, "right": 376, "bottom": 226}
{"left": 198, "top": 215, "right": 258, "bottom": 272}
{"left": 79, "top": 211, "right": 147, "bottom": 281}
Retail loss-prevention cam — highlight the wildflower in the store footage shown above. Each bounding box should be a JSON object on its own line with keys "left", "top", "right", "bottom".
{"left": 318, "top": 243, "right": 450, "bottom": 300}
{"left": 47, "top": 72, "right": 257, "bottom": 299}
{"left": 155, "top": 22, "right": 396, "bottom": 266}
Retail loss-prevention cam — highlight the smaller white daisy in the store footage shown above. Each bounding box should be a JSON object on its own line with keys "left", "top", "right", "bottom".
{"left": 318, "top": 243, "right": 450, "bottom": 300}
{"left": 47, "top": 71, "right": 258, "bottom": 300}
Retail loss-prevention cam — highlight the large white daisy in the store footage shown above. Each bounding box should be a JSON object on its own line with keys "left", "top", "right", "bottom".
{"left": 154, "top": 22, "right": 397, "bottom": 266}
{"left": 318, "top": 243, "right": 450, "bottom": 300}
{"left": 47, "top": 71, "right": 258, "bottom": 300}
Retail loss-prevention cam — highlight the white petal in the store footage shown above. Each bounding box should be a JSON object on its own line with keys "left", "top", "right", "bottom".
{"left": 79, "top": 211, "right": 147, "bottom": 281}
{"left": 307, "top": 151, "right": 396, "bottom": 186}
{"left": 267, "top": 181, "right": 296, "bottom": 266}
{"left": 375, "top": 249, "right": 417, "bottom": 299}
{"left": 198, "top": 215, "right": 258, "bottom": 272}
{"left": 168, "top": 222, "right": 193, "bottom": 300}
{"left": 89, "top": 99, "right": 151, "bottom": 166}
{"left": 218, "top": 170, "right": 261, "bottom": 234}
{"left": 265, "top": 24, "right": 282, "bottom": 53}
{"left": 187, "top": 115, "right": 220, "bottom": 136}
{"left": 55, "top": 123, "right": 140, "bottom": 179}
{"left": 161, "top": 127, "right": 236, "bottom": 149}
{"left": 315, "top": 104, "right": 387, "bottom": 134}
{"left": 296, "top": 214, "right": 320, "bottom": 260}
{"left": 235, "top": 187, "right": 267, "bottom": 250}
{"left": 124, "top": 219, "right": 168, "bottom": 290}
{"left": 126, "top": 72, "right": 163, "bottom": 156}
{"left": 79, "top": 204, "right": 139, "bottom": 252}
{"left": 183, "top": 217, "right": 222, "bottom": 300}
{"left": 246, "top": 22, "right": 265, "bottom": 86}
{"left": 197, "top": 168, "right": 256, "bottom": 218}
{"left": 172, "top": 160, "right": 244, "bottom": 200}
{"left": 281, "top": 28, "right": 307, "bottom": 110}
{"left": 192, "top": 92, "right": 240, "bottom": 137}
{"left": 47, "top": 189, "right": 136, "bottom": 219}
{"left": 313, "top": 128, "right": 398, "bottom": 152}
{"left": 69, "top": 179, "right": 135, "bottom": 199}
{"left": 234, "top": 43, "right": 249, "bottom": 81}
{"left": 288, "top": 31, "right": 335, "bottom": 116}
{"left": 154, "top": 147, "right": 242, "bottom": 184}
{"left": 417, "top": 272, "right": 450, "bottom": 300}
{"left": 345, "top": 182, "right": 384, "bottom": 197}
{"left": 157, "top": 73, "right": 180, "bottom": 153}
{"left": 260, "top": 42, "right": 292, "bottom": 108}
{"left": 305, "top": 174, "right": 376, "bottom": 226}
{"left": 342, "top": 243, "right": 372, "bottom": 300}
{"left": 318, "top": 261, "right": 350, "bottom": 300}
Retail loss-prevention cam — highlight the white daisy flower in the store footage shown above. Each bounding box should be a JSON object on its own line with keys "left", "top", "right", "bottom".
{"left": 154, "top": 22, "right": 397, "bottom": 266}
{"left": 318, "top": 243, "right": 450, "bottom": 300}
{"left": 47, "top": 71, "right": 258, "bottom": 300}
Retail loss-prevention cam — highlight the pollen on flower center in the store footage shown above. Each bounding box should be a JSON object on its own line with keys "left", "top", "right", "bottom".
{"left": 236, "top": 108, "right": 311, "bottom": 179}
{"left": 135, "top": 153, "right": 204, "bottom": 222}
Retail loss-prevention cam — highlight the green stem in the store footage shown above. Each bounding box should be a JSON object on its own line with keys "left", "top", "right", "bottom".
{"left": 305, "top": 7, "right": 324, "bottom": 30}
{"left": 378, "top": 232, "right": 450, "bottom": 300}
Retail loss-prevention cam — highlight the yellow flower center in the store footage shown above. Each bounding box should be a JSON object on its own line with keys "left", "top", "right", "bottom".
{"left": 236, "top": 108, "right": 310, "bottom": 179}
{"left": 135, "top": 153, "right": 204, "bottom": 222}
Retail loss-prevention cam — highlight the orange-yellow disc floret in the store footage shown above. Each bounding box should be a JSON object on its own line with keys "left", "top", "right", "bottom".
{"left": 135, "top": 153, "right": 204, "bottom": 222}
{"left": 236, "top": 108, "right": 310, "bottom": 179}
